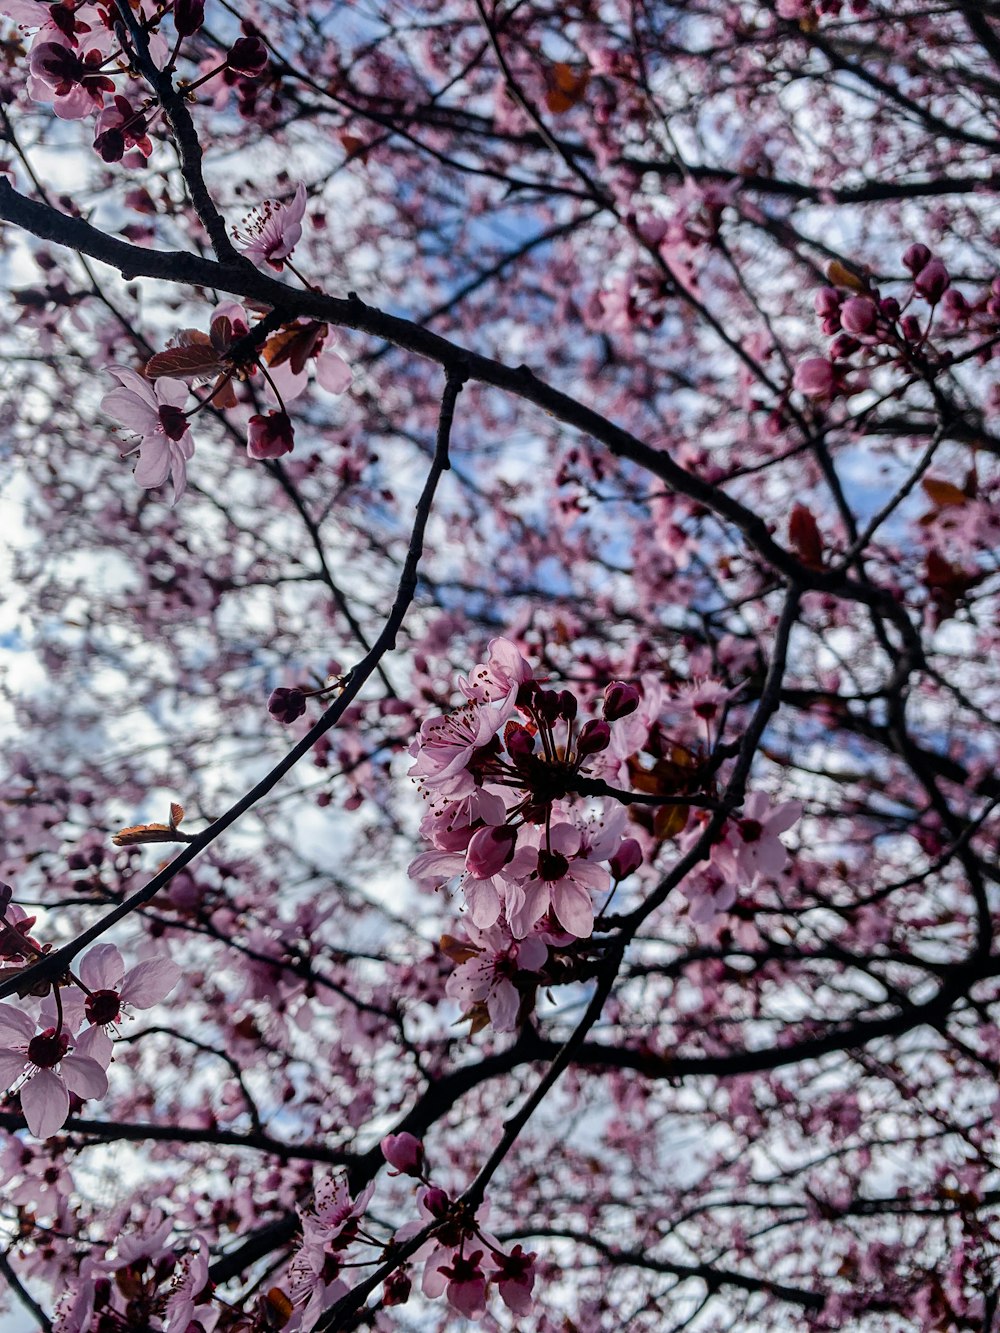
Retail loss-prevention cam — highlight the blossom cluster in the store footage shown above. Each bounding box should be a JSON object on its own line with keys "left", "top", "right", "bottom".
{"left": 408, "top": 639, "right": 802, "bottom": 1028}
{"left": 0, "top": 908, "right": 179, "bottom": 1138}
{"left": 793, "top": 246, "right": 1000, "bottom": 402}
{"left": 101, "top": 298, "right": 352, "bottom": 503}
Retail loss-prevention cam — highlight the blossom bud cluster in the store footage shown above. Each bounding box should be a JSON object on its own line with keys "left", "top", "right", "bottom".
{"left": 408, "top": 640, "right": 642, "bottom": 963}
{"left": 408, "top": 638, "right": 804, "bottom": 1030}
{"left": 793, "top": 244, "right": 999, "bottom": 402}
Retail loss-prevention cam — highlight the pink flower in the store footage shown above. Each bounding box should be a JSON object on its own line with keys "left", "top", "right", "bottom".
{"left": 506, "top": 823, "right": 610, "bottom": 938}
{"left": 458, "top": 637, "right": 533, "bottom": 705}
{"left": 0, "top": 1005, "right": 107, "bottom": 1138}
{"left": 27, "top": 37, "right": 114, "bottom": 119}
{"left": 236, "top": 182, "right": 307, "bottom": 269}
{"left": 446, "top": 923, "right": 547, "bottom": 1032}
{"left": 408, "top": 700, "right": 513, "bottom": 796}
{"left": 423, "top": 1247, "right": 491, "bottom": 1320}
{"left": 247, "top": 410, "right": 295, "bottom": 459}
{"left": 719, "top": 792, "right": 803, "bottom": 883}
{"left": 493, "top": 1244, "right": 537, "bottom": 1314}
{"left": 78, "top": 943, "right": 181, "bottom": 1063}
{"left": 102, "top": 368, "right": 194, "bottom": 505}
{"left": 299, "top": 1173, "right": 376, "bottom": 1252}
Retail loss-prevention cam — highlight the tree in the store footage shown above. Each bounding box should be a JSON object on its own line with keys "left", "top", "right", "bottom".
{"left": 0, "top": 0, "right": 998, "bottom": 1327}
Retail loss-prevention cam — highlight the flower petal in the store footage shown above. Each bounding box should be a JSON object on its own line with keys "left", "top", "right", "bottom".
{"left": 60, "top": 1053, "right": 108, "bottom": 1100}
{"left": 79, "top": 943, "right": 125, "bottom": 993}
{"left": 21, "top": 1069, "right": 69, "bottom": 1138}
{"left": 134, "top": 438, "right": 171, "bottom": 489}
{"left": 0, "top": 1003, "right": 37, "bottom": 1044}
{"left": 119, "top": 957, "right": 181, "bottom": 1008}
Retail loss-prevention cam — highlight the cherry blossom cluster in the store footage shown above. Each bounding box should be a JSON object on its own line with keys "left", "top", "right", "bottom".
{"left": 52, "top": 1220, "right": 213, "bottom": 1333}
{"left": 0, "top": 883, "right": 179, "bottom": 1139}
{"left": 408, "top": 640, "right": 803, "bottom": 1027}
{"left": 793, "top": 246, "right": 1000, "bottom": 402}
{"left": 102, "top": 297, "right": 351, "bottom": 503}
{"left": 4, "top": 0, "right": 268, "bottom": 151}
{"left": 0, "top": 2, "right": 350, "bottom": 503}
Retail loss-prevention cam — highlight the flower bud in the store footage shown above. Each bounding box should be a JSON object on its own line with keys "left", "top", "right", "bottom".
{"left": 247, "top": 411, "right": 295, "bottom": 459}
{"left": 792, "top": 357, "right": 835, "bottom": 399}
{"left": 466, "top": 824, "right": 517, "bottom": 878}
{"left": 227, "top": 35, "right": 268, "bottom": 76}
{"left": 902, "top": 243, "right": 931, "bottom": 274}
{"left": 814, "top": 286, "right": 840, "bottom": 317}
{"left": 381, "top": 1132, "right": 424, "bottom": 1177}
{"left": 383, "top": 1269, "right": 412, "bottom": 1307}
{"left": 267, "top": 687, "right": 306, "bottom": 724}
{"left": 915, "top": 259, "right": 950, "bottom": 302}
{"left": 504, "top": 723, "right": 535, "bottom": 764}
{"left": 576, "top": 719, "right": 611, "bottom": 755}
{"left": 603, "top": 681, "right": 640, "bottom": 720}
{"left": 421, "top": 1187, "right": 451, "bottom": 1218}
{"left": 173, "top": 0, "right": 205, "bottom": 36}
{"left": 609, "top": 838, "right": 643, "bottom": 881}
{"left": 839, "top": 296, "right": 878, "bottom": 336}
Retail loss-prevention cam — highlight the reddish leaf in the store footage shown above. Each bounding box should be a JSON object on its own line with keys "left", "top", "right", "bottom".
{"left": 789, "top": 503, "right": 824, "bottom": 568}
{"left": 545, "top": 62, "right": 589, "bottom": 114}
{"left": 145, "top": 333, "right": 224, "bottom": 381}
{"left": 921, "top": 476, "right": 969, "bottom": 508}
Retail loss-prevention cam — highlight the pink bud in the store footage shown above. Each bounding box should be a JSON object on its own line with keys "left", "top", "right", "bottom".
{"left": 609, "top": 839, "right": 643, "bottom": 881}
{"left": 828, "top": 334, "right": 859, "bottom": 360}
{"left": 902, "top": 243, "right": 931, "bottom": 274}
{"left": 577, "top": 719, "right": 611, "bottom": 755}
{"left": 381, "top": 1133, "right": 424, "bottom": 1177}
{"left": 226, "top": 35, "right": 268, "bottom": 75}
{"left": 383, "top": 1269, "right": 412, "bottom": 1306}
{"left": 603, "top": 681, "right": 640, "bottom": 721}
{"left": 792, "top": 357, "right": 835, "bottom": 400}
{"left": 505, "top": 723, "right": 535, "bottom": 764}
{"left": 247, "top": 411, "right": 295, "bottom": 459}
{"left": 267, "top": 687, "right": 306, "bottom": 724}
{"left": 900, "top": 314, "right": 922, "bottom": 342}
{"left": 421, "top": 1186, "right": 451, "bottom": 1217}
{"left": 915, "top": 259, "right": 950, "bottom": 302}
{"left": 466, "top": 825, "right": 517, "bottom": 878}
{"left": 814, "top": 287, "right": 840, "bottom": 317}
{"left": 839, "top": 296, "right": 877, "bottom": 336}
{"left": 941, "top": 289, "right": 969, "bottom": 322}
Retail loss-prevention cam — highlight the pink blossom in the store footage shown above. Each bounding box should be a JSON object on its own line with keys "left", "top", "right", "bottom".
{"left": 493, "top": 1243, "right": 537, "bottom": 1314}
{"left": 506, "top": 823, "right": 610, "bottom": 938}
{"left": 719, "top": 793, "right": 803, "bottom": 883}
{"left": 408, "top": 699, "right": 513, "bottom": 796}
{"left": 458, "top": 637, "right": 533, "bottom": 704}
{"left": 0, "top": 1005, "right": 107, "bottom": 1138}
{"left": 247, "top": 410, "right": 295, "bottom": 459}
{"left": 446, "top": 923, "right": 547, "bottom": 1031}
{"left": 27, "top": 37, "right": 114, "bottom": 119}
{"left": 78, "top": 943, "right": 181, "bottom": 1062}
{"left": 236, "top": 182, "right": 307, "bottom": 269}
{"left": 102, "top": 368, "right": 195, "bottom": 505}
{"left": 423, "top": 1246, "right": 490, "bottom": 1319}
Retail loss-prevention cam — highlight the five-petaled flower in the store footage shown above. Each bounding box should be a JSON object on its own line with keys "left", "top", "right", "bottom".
{"left": 236, "top": 182, "right": 307, "bottom": 269}
{"left": 0, "top": 1005, "right": 107, "bottom": 1138}
{"left": 102, "top": 368, "right": 195, "bottom": 505}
